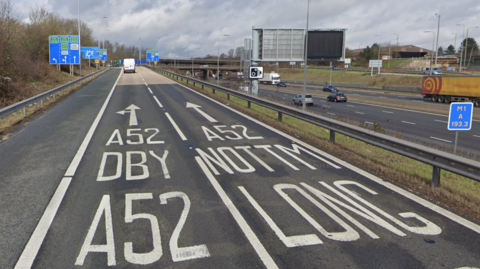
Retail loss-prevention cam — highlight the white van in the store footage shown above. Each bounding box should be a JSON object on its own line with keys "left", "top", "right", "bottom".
{"left": 123, "top": 58, "right": 136, "bottom": 73}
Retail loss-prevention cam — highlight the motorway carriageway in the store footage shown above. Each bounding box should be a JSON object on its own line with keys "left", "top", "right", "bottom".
{"left": 258, "top": 87, "right": 480, "bottom": 157}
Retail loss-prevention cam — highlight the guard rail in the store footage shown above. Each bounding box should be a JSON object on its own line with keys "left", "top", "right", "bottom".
{"left": 0, "top": 68, "right": 109, "bottom": 120}
{"left": 148, "top": 66, "right": 480, "bottom": 187}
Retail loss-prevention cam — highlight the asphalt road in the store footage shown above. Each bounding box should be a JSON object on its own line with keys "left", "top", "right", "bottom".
{"left": 259, "top": 87, "right": 480, "bottom": 156}
{"left": 2, "top": 67, "right": 480, "bottom": 268}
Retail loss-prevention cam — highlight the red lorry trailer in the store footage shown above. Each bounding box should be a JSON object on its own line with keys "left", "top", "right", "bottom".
{"left": 422, "top": 76, "right": 480, "bottom": 106}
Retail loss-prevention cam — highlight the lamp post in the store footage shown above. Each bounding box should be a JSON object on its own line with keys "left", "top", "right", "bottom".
{"left": 393, "top": 33, "right": 399, "bottom": 58}
{"left": 452, "top": 32, "right": 457, "bottom": 54}
{"left": 375, "top": 34, "right": 381, "bottom": 74}
{"left": 192, "top": 47, "right": 200, "bottom": 77}
{"left": 424, "top": 31, "right": 435, "bottom": 75}
{"left": 78, "top": 0, "right": 81, "bottom": 76}
{"left": 217, "top": 34, "right": 229, "bottom": 83}
{"left": 456, "top": 24, "right": 465, "bottom": 72}
{"left": 435, "top": 14, "right": 440, "bottom": 67}
{"left": 302, "top": 0, "right": 310, "bottom": 110}
{"left": 139, "top": 37, "right": 141, "bottom": 65}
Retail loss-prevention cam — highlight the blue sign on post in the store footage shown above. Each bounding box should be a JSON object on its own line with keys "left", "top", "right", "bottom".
{"left": 100, "top": 49, "right": 107, "bottom": 61}
{"left": 49, "top": 35, "right": 80, "bottom": 65}
{"left": 154, "top": 50, "right": 159, "bottom": 62}
{"left": 81, "top": 47, "right": 100, "bottom": 59}
{"left": 448, "top": 102, "right": 473, "bottom": 131}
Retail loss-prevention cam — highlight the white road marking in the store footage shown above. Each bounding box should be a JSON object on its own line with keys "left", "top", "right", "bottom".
{"left": 144, "top": 82, "right": 148, "bottom": 87}
{"left": 186, "top": 102, "right": 218, "bottom": 123}
{"left": 15, "top": 70, "right": 124, "bottom": 269}
{"left": 347, "top": 105, "right": 355, "bottom": 107}
{"left": 430, "top": 136, "right": 452, "bottom": 143}
{"left": 319, "top": 100, "right": 326, "bottom": 103}
{"left": 153, "top": 96, "right": 163, "bottom": 108}
{"left": 382, "top": 111, "right": 394, "bottom": 114}
{"left": 322, "top": 105, "right": 330, "bottom": 108}
{"left": 148, "top": 87, "right": 153, "bottom": 94}
{"left": 327, "top": 112, "right": 335, "bottom": 116}
{"left": 401, "top": 121, "right": 416, "bottom": 125}
{"left": 435, "top": 120, "right": 448, "bottom": 123}
{"left": 195, "top": 157, "right": 279, "bottom": 269}
{"left": 365, "top": 122, "right": 374, "bottom": 125}
{"left": 165, "top": 112, "right": 187, "bottom": 141}
{"left": 474, "top": 135, "right": 480, "bottom": 138}
{"left": 355, "top": 111, "right": 365, "bottom": 115}
{"left": 160, "top": 67, "right": 480, "bottom": 236}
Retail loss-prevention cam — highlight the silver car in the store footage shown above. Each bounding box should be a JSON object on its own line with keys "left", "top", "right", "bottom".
{"left": 293, "top": 94, "right": 313, "bottom": 106}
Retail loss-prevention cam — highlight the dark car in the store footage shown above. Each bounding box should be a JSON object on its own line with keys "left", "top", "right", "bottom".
{"left": 323, "top": 85, "right": 339, "bottom": 92}
{"left": 331, "top": 65, "right": 339, "bottom": 70}
{"left": 327, "top": 92, "right": 347, "bottom": 102}
{"left": 276, "top": 82, "right": 287, "bottom": 87}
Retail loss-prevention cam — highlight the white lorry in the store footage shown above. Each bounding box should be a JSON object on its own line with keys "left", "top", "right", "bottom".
{"left": 259, "top": 72, "right": 280, "bottom": 85}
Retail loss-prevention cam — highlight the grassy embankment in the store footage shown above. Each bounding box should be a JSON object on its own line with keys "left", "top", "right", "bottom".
{"left": 157, "top": 67, "right": 480, "bottom": 223}
{"left": 0, "top": 66, "right": 101, "bottom": 137}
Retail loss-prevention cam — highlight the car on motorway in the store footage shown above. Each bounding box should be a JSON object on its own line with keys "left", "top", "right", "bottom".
{"left": 323, "top": 85, "right": 339, "bottom": 92}
{"left": 423, "top": 67, "right": 442, "bottom": 75}
{"left": 293, "top": 94, "right": 313, "bottom": 106}
{"left": 277, "top": 81, "right": 287, "bottom": 87}
{"left": 123, "top": 58, "right": 136, "bottom": 73}
{"left": 327, "top": 92, "right": 347, "bottom": 102}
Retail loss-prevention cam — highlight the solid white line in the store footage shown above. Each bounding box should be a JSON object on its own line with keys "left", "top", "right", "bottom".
{"left": 148, "top": 87, "right": 153, "bottom": 94}
{"left": 435, "top": 120, "right": 448, "bottom": 123}
{"left": 355, "top": 111, "right": 365, "bottom": 115}
{"left": 430, "top": 136, "right": 452, "bottom": 143}
{"left": 15, "top": 177, "right": 72, "bottom": 269}
{"left": 195, "top": 157, "right": 278, "bottom": 269}
{"left": 159, "top": 68, "right": 480, "bottom": 236}
{"left": 165, "top": 112, "right": 187, "bottom": 141}
{"left": 382, "top": 111, "right": 394, "bottom": 114}
{"left": 401, "top": 121, "right": 416, "bottom": 125}
{"left": 153, "top": 96, "right": 163, "bottom": 108}
{"left": 16, "top": 70, "right": 123, "bottom": 269}
{"left": 66, "top": 71, "right": 122, "bottom": 176}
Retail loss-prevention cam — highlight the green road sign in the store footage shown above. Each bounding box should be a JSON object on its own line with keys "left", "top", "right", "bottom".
{"left": 70, "top": 36, "right": 78, "bottom": 43}
{"left": 60, "top": 36, "right": 69, "bottom": 43}
{"left": 50, "top": 36, "right": 59, "bottom": 43}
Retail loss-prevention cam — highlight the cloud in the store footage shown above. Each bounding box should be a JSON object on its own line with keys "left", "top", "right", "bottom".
{"left": 9, "top": 0, "right": 480, "bottom": 58}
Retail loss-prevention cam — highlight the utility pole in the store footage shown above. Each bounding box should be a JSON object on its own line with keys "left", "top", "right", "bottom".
{"left": 435, "top": 14, "right": 441, "bottom": 67}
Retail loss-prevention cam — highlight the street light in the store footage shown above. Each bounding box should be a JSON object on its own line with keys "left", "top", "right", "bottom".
{"left": 139, "top": 37, "right": 141, "bottom": 64}
{"left": 393, "top": 33, "right": 399, "bottom": 58}
{"left": 217, "top": 34, "right": 229, "bottom": 83}
{"left": 434, "top": 14, "right": 440, "bottom": 67}
{"left": 375, "top": 34, "right": 381, "bottom": 74}
{"left": 467, "top": 27, "right": 479, "bottom": 67}
{"left": 452, "top": 32, "right": 457, "bottom": 53}
{"left": 302, "top": 0, "right": 310, "bottom": 110}
{"left": 456, "top": 24, "right": 465, "bottom": 72}
{"left": 464, "top": 26, "right": 478, "bottom": 69}
{"left": 192, "top": 47, "right": 200, "bottom": 77}
{"left": 77, "top": 0, "right": 81, "bottom": 76}
{"left": 424, "top": 31, "right": 435, "bottom": 75}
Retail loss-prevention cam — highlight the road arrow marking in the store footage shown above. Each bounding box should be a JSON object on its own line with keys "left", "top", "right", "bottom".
{"left": 117, "top": 104, "right": 140, "bottom": 126}
{"left": 186, "top": 102, "right": 217, "bottom": 123}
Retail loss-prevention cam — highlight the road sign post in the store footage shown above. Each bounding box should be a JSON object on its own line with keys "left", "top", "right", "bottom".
{"left": 447, "top": 102, "right": 473, "bottom": 154}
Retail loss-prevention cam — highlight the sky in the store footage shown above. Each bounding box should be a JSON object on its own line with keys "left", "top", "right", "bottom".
{"left": 12, "top": 0, "right": 480, "bottom": 59}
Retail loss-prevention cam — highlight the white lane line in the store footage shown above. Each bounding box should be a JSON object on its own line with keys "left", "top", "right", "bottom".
{"left": 355, "top": 111, "right": 365, "bottom": 115}
{"left": 365, "top": 121, "right": 374, "bottom": 125}
{"left": 148, "top": 87, "right": 153, "bottom": 94}
{"left": 401, "top": 121, "right": 416, "bottom": 125}
{"left": 144, "top": 82, "right": 148, "bottom": 87}
{"left": 322, "top": 105, "right": 330, "bottom": 108}
{"left": 195, "top": 157, "right": 278, "bottom": 269}
{"left": 327, "top": 112, "right": 335, "bottom": 116}
{"left": 430, "top": 136, "right": 452, "bottom": 143}
{"left": 319, "top": 100, "right": 326, "bottom": 103}
{"left": 474, "top": 135, "right": 480, "bottom": 138}
{"left": 435, "top": 120, "right": 448, "bottom": 123}
{"left": 382, "top": 111, "right": 394, "bottom": 114}
{"left": 153, "top": 96, "right": 163, "bottom": 108}
{"left": 347, "top": 105, "right": 355, "bottom": 107}
{"left": 16, "top": 70, "right": 123, "bottom": 269}
{"left": 165, "top": 112, "right": 187, "bottom": 141}
{"left": 167, "top": 72, "right": 480, "bottom": 236}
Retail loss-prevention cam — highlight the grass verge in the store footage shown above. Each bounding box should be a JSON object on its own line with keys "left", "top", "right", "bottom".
{"left": 158, "top": 69, "right": 480, "bottom": 224}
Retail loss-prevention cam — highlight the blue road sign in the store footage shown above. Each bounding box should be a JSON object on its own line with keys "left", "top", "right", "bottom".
{"left": 448, "top": 102, "right": 473, "bottom": 131}
{"left": 49, "top": 35, "right": 80, "bottom": 65}
{"left": 100, "top": 49, "right": 108, "bottom": 61}
{"left": 146, "top": 50, "right": 154, "bottom": 62}
{"left": 154, "top": 50, "right": 159, "bottom": 62}
{"left": 81, "top": 47, "right": 100, "bottom": 59}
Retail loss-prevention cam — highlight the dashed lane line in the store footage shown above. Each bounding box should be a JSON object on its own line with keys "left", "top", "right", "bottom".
{"left": 430, "top": 136, "right": 452, "bottom": 143}
{"left": 401, "top": 121, "right": 416, "bottom": 125}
